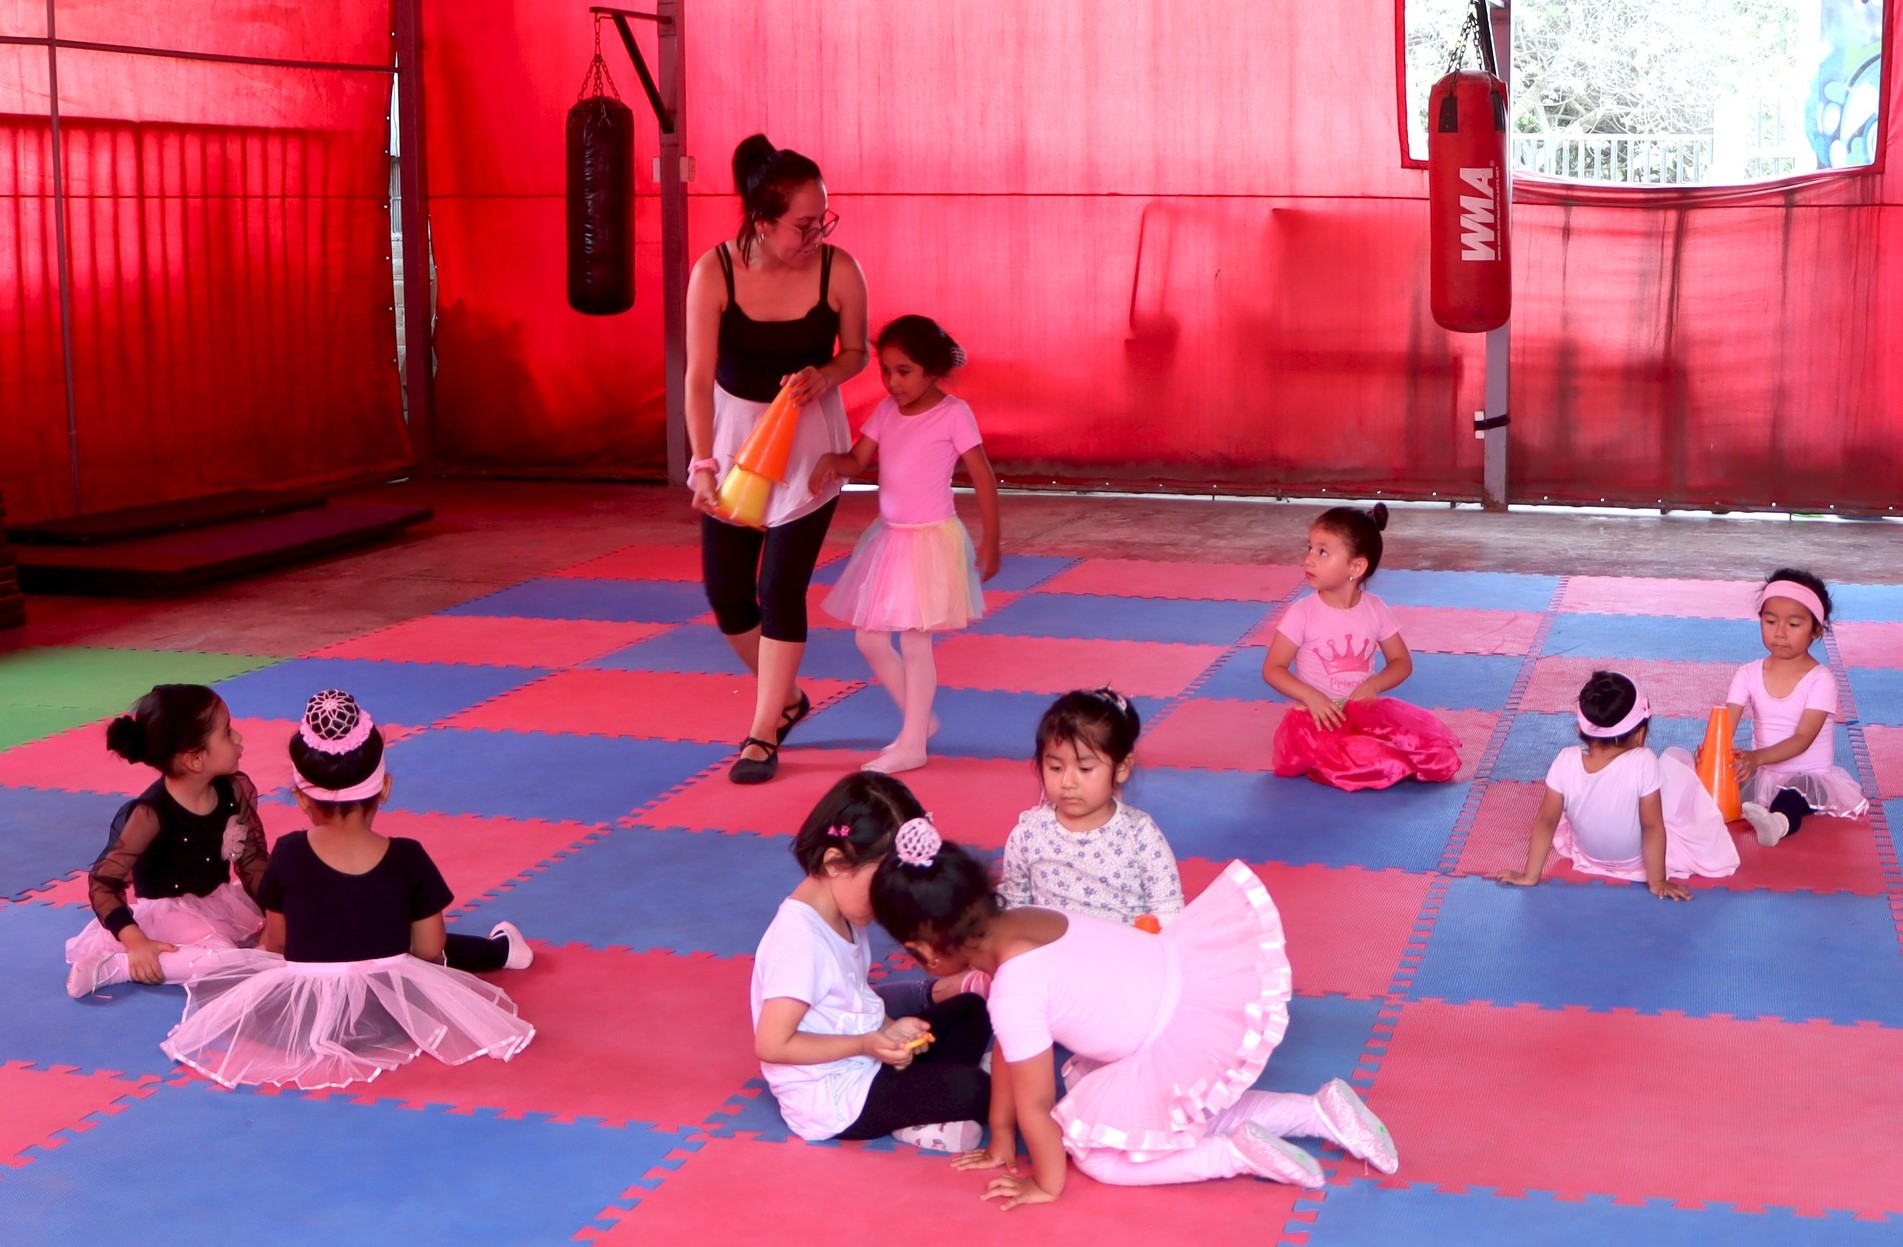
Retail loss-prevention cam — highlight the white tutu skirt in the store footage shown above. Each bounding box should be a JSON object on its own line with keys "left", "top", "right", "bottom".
{"left": 1554, "top": 748, "right": 1741, "bottom": 882}
{"left": 66, "top": 883, "right": 262, "bottom": 966}
{"left": 822, "top": 517, "right": 984, "bottom": 632}
{"left": 161, "top": 951, "right": 535, "bottom": 1090}
{"left": 1744, "top": 764, "right": 1869, "bottom": 819}
{"left": 1053, "top": 861, "right": 1292, "bottom": 1161}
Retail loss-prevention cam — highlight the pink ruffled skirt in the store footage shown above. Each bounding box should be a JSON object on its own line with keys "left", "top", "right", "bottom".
{"left": 1052, "top": 860, "right": 1292, "bottom": 1162}
{"left": 66, "top": 883, "right": 263, "bottom": 968}
{"left": 822, "top": 517, "right": 984, "bottom": 632}
{"left": 161, "top": 951, "right": 534, "bottom": 1090}
{"left": 1554, "top": 747, "right": 1741, "bottom": 881}
{"left": 1273, "top": 698, "right": 1461, "bottom": 791}
{"left": 1744, "top": 765, "right": 1869, "bottom": 819}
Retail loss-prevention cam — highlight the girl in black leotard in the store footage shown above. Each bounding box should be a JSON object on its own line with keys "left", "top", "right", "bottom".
{"left": 684, "top": 133, "right": 870, "bottom": 784}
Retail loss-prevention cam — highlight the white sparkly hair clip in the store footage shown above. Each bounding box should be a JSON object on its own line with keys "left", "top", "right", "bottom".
{"left": 299, "top": 689, "right": 375, "bottom": 755}
{"left": 894, "top": 816, "right": 942, "bottom": 868}
{"left": 1092, "top": 686, "right": 1130, "bottom": 714}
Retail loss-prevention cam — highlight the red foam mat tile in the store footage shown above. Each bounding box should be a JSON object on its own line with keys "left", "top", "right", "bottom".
{"left": 1442, "top": 709, "right": 1499, "bottom": 783}
{"left": 0, "top": 717, "right": 309, "bottom": 798}
{"left": 1555, "top": 576, "right": 1760, "bottom": 618}
{"left": 1866, "top": 725, "right": 1903, "bottom": 799}
{"left": 0, "top": 1064, "right": 156, "bottom": 1168}
{"left": 1387, "top": 606, "right": 1545, "bottom": 657}
{"left": 548, "top": 544, "right": 705, "bottom": 582}
{"left": 1141, "top": 700, "right": 1290, "bottom": 771}
{"left": 308, "top": 616, "right": 669, "bottom": 667}
{"left": 1180, "top": 859, "right": 1427, "bottom": 999}
{"left": 1836, "top": 622, "right": 1903, "bottom": 670}
{"left": 1037, "top": 558, "right": 1305, "bottom": 602}
{"left": 16, "top": 874, "right": 90, "bottom": 905}
{"left": 1371, "top": 1000, "right": 1903, "bottom": 1215}
{"left": 443, "top": 670, "right": 860, "bottom": 742}
{"left": 931, "top": 634, "right": 1225, "bottom": 698}
{"left": 368, "top": 809, "right": 603, "bottom": 913}
{"left": 633, "top": 750, "right": 1037, "bottom": 847}
{"left": 352, "top": 947, "right": 758, "bottom": 1131}
{"left": 1520, "top": 657, "right": 1737, "bottom": 716}
{"left": 591, "top": 1134, "right": 1305, "bottom": 1245}
{"left": 1458, "top": 781, "right": 1886, "bottom": 896}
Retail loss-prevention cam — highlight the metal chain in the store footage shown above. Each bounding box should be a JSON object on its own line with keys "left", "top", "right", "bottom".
{"left": 1445, "top": 5, "right": 1481, "bottom": 76}
{"left": 577, "top": 16, "right": 623, "bottom": 102}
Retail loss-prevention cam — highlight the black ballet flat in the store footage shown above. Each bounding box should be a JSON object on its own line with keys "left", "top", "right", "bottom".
{"left": 729, "top": 736, "right": 780, "bottom": 785}
{"left": 775, "top": 690, "right": 813, "bottom": 744}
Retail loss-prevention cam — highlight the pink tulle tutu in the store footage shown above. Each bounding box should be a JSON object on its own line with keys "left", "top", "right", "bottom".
{"left": 66, "top": 883, "right": 263, "bottom": 969}
{"left": 822, "top": 517, "right": 984, "bottom": 632}
{"left": 1273, "top": 698, "right": 1461, "bottom": 791}
{"left": 1052, "top": 861, "right": 1292, "bottom": 1161}
{"left": 1743, "top": 765, "right": 1869, "bottom": 819}
{"left": 1554, "top": 747, "right": 1741, "bottom": 881}
{"left": 161, "top": 951, "right": 534, "bottom": 1090}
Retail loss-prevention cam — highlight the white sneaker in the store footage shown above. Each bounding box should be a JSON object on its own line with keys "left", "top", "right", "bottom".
{"left": 1741, "top": 802, "right": 1790, "bottom": 848}
{"left": 1314, "top": 1078, "right": 1400, "bottom": 1175}
{"left": 1230, "top": 1123, "right": 1325, "bottom": 1188}
{"left": 489, "top": 921, "right": 534, "bottom": 970}
{"left": 892, "top": 1120, "right": 984, "bottom": 1153}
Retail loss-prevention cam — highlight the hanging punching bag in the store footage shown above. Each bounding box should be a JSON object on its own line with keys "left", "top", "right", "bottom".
{"left": 1429, "top": 70, "right": 1511, "bottom": 333}
{"left": 567, "top": 85, "right": 635, "bottom": 315}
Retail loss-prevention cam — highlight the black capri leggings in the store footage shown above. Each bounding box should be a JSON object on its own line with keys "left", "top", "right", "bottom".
{"left": 836, "top": 992, "right": 992, "bottom": 1140}
{"left": 700, "top": 499, "right": 838, "bottom": 643}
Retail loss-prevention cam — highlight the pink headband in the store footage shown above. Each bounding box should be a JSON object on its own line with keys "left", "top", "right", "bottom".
{"left": 1578, "top": 685, "right": 1651, "bottom": 739}
{"left": 1756, "top": 580, "right": 1826, "bottom": 626}
{"left": 294, "top": 760, "right": 387, "bottom": 803}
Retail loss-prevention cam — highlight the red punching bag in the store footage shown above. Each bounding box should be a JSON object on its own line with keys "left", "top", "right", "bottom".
{"left": 567, "top": 77, "right": 635, "bottom": 315}
{"left": 1429, "top": 70, "right": 1510, "bottom": 333}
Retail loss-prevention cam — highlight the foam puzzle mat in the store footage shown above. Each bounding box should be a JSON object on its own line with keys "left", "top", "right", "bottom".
{"left": 3, "top": 551, "right": 1900, "bottom": 1244}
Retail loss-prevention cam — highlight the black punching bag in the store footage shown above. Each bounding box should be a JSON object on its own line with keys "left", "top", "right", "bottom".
{"left": 566, "top": 91, "right": 635, "bottom": 315}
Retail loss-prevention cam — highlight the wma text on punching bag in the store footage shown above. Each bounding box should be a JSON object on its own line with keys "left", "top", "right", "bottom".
{"left": 1428, "top": 70, "right": 1510, "bottom": 334}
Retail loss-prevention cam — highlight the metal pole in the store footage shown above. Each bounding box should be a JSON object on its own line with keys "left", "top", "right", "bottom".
{"left": 657, "top": 0, "right": 688, "bottom": 484}
{"left": 1481, "top": 0, "right": 1511, "bottom": 510}
{"left": 43, "top": 0, "right": 82, "bottom": 513}
{"left": 393, "top": 0, "right": 436, "bottom": 468}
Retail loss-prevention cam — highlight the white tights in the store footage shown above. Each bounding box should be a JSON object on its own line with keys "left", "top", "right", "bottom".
{"left": 1071, "top": 1090, "right": 1330, "bottom": 1187}
{"left": 856, "top": 628, "right": 937, "bottom": 761}
{"left": 83, "top": 940, "right": 253, "bottom": 990}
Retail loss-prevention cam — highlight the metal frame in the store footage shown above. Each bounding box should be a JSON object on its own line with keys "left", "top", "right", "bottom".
{"left": 394, "top": 0, "right": 436, "bottom": 468}
{"left": 1480, "top": 0, "right": 1511, "bottom": 510}
{"left": 592, "top": 4, "right": 689, "bottom": 482}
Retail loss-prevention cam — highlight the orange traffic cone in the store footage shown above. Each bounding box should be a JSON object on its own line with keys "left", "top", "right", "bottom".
{"left": 1695, "top": 706, "right": 1743, "bottom": 822}
{"left": 711, "top": 385, "right": 802, "bottom": 529}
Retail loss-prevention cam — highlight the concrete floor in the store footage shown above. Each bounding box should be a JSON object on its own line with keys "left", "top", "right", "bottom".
{"left": 3, "top": 479, "right": 1898, "bottom": 656}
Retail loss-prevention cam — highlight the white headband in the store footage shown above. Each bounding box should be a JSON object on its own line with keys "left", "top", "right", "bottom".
{"left": 1756, "top": 580, "right": 1826, "bottom": 627}
{"left": 294, "top": 760, "right": 387, "bottom": 803}
{"left": 1578, "top": 686, "right": 1651, "bottom": 738}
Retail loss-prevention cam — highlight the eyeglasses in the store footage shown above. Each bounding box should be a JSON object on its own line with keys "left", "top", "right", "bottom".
{"left": 793, "top": 210, "right": 840, "bottom": 244}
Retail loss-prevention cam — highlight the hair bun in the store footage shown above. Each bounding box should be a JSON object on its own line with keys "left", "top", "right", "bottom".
{"left": 731, "top": 133, "right": 777, "bottom": 194}
{"left": 104, "top": 714, "right": 146, "bottom": 763}
{"left": 1368, "top": 502, "right": 1390, "bottom": 531}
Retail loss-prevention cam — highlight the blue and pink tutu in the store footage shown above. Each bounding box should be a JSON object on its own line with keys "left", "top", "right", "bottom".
{"left": 822, "top": 517, "right": 984, "bottom": 632}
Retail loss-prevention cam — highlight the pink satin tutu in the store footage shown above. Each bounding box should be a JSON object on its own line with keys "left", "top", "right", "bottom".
{"left": 1273, "top": 698, "right": 1461, "bottom": 791}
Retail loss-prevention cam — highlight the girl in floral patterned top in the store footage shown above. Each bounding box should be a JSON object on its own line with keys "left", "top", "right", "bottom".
{"left": 999, "top": 688, "right": 1183, "bottom": 926}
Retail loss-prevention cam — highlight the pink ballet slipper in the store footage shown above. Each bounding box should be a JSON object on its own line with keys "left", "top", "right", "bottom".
{"left": 1315, "top": 1078, "right": 1398, "bottom": 1175}
{"left": 1230, "top": 1123, "right": 1324, "bottom": 1188}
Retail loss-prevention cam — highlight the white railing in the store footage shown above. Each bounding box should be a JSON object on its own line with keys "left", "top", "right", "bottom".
{"left": 1512, "top": 133, "right": 1716, "bottom": 184}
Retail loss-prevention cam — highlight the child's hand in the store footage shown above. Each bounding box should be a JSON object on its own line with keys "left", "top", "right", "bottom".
{"left": 1649, "top": 878, "right": 1693, "bottom": 901}
{"left": 982, "top": 1173, "right": 1056, "bottom": 1211}
{"left": 688, "top": 467, "right": 719, "bottom": 515}
{"left": 865, "top": 1019, "right": 928, "bottom": 1067}
{"left": 1344, "top": 682, "right": 1381, "bottom": 703}
{"left": 1495, "top": 869, "right": 1541, "bottom": 888}
{"left": 952, "top": 1146, "right": 1018, "bottom": 1173}
{"left": 977, "top": 542, "right": 1000, "bottom": 582}
{"left": 1730, "top": 750, "right": 1761, "bottom": 783}
{"left": 807, "top": 455, "right": 840, "bottom": 495}
{"left": 1301, "top": 690, "right": 1346, "bottom": 732}
{"left": 121, "top": 931, "right": 177, "bottom": 984}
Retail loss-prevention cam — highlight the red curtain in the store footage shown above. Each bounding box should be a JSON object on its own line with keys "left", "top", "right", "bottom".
{"left": 419, "top": 1, "right": 1900, "bottom": 508}
{"left": 0, "top": 2, "right": 408, "bottom": 525}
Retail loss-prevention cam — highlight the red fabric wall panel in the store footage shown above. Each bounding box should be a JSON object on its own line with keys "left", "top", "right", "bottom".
{"left": 421, "top": 0, "right": 1903, "bottom": 509}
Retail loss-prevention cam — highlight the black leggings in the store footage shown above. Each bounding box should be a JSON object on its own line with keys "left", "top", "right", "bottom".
{"left": 1770, "top": 788, "right": 1815, "bottom": 836}
{"left": 443, "top": 931, "right": 508, "bottom": 973}
{"left": 836, "top": 992, "right": 992, "bottom": 1140}
{"left": 700, "top": 499, "right": 838, "bottom": 643}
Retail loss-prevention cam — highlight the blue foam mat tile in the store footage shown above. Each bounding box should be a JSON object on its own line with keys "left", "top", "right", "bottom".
{"left": 587, "top": 623, "right": 872, "bottom": 681}
{"left": 1123, "top": 770, "right": 1469, "bottom": 872}
{"left": 1357, "top": 570, "right": 1558, "bottom": 612}
{"left": 1252, "top": 995, "right": 1384, "bottom": 1100}
{"left": 979, "top": 554, "right": 1080, "bottom": 593}
{"left": 969, "top": 593, "right": 1271, "bottom": 646}
{"left": 1303, "top": 1181, "right": 1899, "bottom": 1247}
{"left": 1542, "top": 615, "right": 1766, "bottom": 663}
{"left": 1847, "top": 668, "right": 1903, "bottom": 725}
{"left": 0, "top": 1081, "right": 693, "bottom": 1246}
{"left": 0, "top": 904, "right": 192, "bottom": 1078}
{"left": 0, "top": 786, "right": 120, "bottom": 899}
{"left": 442, "top": 578, "right": 711, "bottom": 624}
{"left": 1407, "top": 874, "right": 1903, "bottom": 1024}
{"left": 212, "top": 658, "right": 549, "bottom": 727}
{"left": 1491, "top": 713, "right": 1855, "bottom": 785}
{"left": 471, "top": 825, "right": 798, "bottom": 957}
{"left": 1192, "top": 648, "right": 1283, "bottom": 702}
{"left": 1188, "top": 649, "right": 1516, "bottom": 712}
{"left": 796, "top": 686, "right": 1165, "bottom": 757}
{"left": 380, "top": 728, "right": 730, "bottom": 825}
{"left": 1833, "top": 583, "right": 1903, "bottom": 624}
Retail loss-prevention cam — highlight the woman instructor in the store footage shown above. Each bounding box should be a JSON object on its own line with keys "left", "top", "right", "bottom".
{"left": 685, "top": 134, "right": 868, "bottom": 783}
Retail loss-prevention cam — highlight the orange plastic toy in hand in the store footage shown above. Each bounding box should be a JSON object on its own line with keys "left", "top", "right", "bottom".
{"left": 1133, "top": 915, "right": 1161, "bottom": 934}
{"left": 1694, "top": 706, "right": 1743, "bottom": 822}
{"left": 710, "top": 384, "right": 802, "bottom": 529}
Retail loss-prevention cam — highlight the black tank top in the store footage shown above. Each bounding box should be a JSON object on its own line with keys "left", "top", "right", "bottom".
{"left": 714, "top": 243, "right": 840, "bottom": 402}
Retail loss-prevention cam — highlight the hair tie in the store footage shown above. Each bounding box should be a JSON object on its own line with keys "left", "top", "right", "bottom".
{"left": 1092, "top": 687, "right": 1130, "bottom": 714}
{"left": 299, "top": 690, "right": 374, "bottom": 755}
{"left": 894, "top": 816, "right": 941, "bottom": 868}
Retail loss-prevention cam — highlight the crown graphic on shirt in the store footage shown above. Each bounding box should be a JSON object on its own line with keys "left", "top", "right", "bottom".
{"left": 1317, "top": 636, "right": 1376, "bottom": 677}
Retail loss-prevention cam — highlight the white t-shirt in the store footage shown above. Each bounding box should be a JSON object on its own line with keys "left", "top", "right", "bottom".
{"left": 1546, "top": 747, "right": 1661, "bottom": 866}
{"left": 988, "top": 911, "right": 1170, "bottom": 1065}
{"left": 1726, "top": 660, "right": 1840, "bottom": 777}
{"left": 1275, "top": 591, "right": 1400, "bottom": 701}
{"left": 749, "top": 898, "right": 883, "bottom": 1140}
